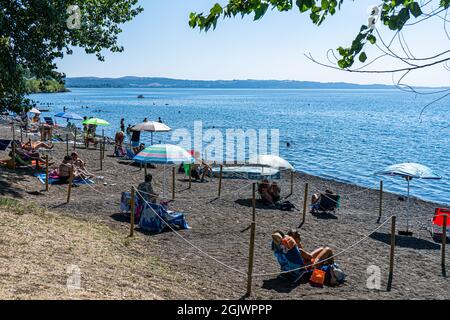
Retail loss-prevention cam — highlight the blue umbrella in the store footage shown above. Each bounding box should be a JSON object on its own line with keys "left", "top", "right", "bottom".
{"left": 54, "top": 112, "right": 83, "bottom": 121}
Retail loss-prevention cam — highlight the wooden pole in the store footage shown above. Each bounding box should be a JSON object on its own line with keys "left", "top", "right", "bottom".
{"left": 246, "top": 183, "right": 257, "bottom": 297}
{"left": 66, "top": 168, "right": 73, "bottom": 203}
{"left": 302, "top": 183, "right": 309, "bottom": 225}
{"left": 102, "top": 129, "right": 105, "bottom": 160}
{"left": 130, "top": 186, "right": 135, "bottom": 237}
{"left": 387, "top": 215, "right": 396, "bottom": 291}
{"left": 172, "top": 166, "right": 176, "bottom": 200}
{"left": 66, "top": 134, "right": 69, "bottom": 156}
{"left": 20, "top": 127, "right": 23, "bottom": 143}
{"left": 45, "top": 155, "right": 49, "bottom": 191}
{"left": 442, "top": 215, "right": 447, "bottom": 277}
{"left": 290, "top": 171, "right": 294, "bottom": 196}
{"left": 12, "top": 124, "right": 16, "bottom": 170}
{"left": 99, "top": 141, "right": 103, "bottom": 171}
{"left": 377, "top": 180, "right": 383, "bottom": 223}
{"left": 188, "top": 164, "right": 192, "bottom": 189}
{"left": 218, "top": 164, "right": 223, "bottom": 197}
{"left": 74, "top": 130, "right": 77, "bottom": 150}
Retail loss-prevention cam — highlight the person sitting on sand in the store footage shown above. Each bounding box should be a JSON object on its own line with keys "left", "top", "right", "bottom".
{"left": 269, "top": 182, "right": 281, "bottom": 203}
{"left": 138, "top": 174, "right": 158, "bottom": 203}
{"left": 310, "top": 189, "right": 337, "bottom": 213}
{"left": 58, "top": 156, "right": 75, "bottom": 182}
{"left": 258, "top": 179, "right": 273, "bottom": 205}
{"left": 70, "top": 152, "right": 86, "bottom": 171}
{"left": 133, "top": 143, "right": 145, "bottom": 155}
{"left": 287, "top": 229, "right": 334, "bottom": 269}
{"left": 192, "top": 151, "right": 211, "bottom": 182}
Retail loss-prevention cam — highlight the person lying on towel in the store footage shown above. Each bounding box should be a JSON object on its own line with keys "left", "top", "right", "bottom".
{"left": 21, "top": 139, "right": 54, "bottom": 152}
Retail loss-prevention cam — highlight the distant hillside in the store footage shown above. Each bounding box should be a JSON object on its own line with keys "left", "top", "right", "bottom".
{"left": 66, "top": 77, "right": 396, "bottom": 89}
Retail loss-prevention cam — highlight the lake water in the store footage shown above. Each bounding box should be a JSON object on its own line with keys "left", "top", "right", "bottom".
{"left": 31, "top": 88, "right": 450, "bottom": 205}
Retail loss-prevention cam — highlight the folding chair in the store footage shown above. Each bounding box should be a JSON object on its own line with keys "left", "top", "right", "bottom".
{"left": 272, "top": 242, "right": 312, "bottom": 283}
{"left": 431, "top": 208, "right": 450, "bottom": 241}
{"left": 311, "top": 193, "right": 341, "bottom": 214}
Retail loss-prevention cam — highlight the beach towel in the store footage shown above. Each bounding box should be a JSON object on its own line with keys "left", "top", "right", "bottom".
{"left": 0, "top": 139, "right": 11, "bottom": 151}
{"left": 272, "top": 241, "right": 311, "bottom": 282}
{"left": 139, "top": 202, "right": 189, "bottom": 233}
{"left": 35, "top": 173, "right": 94, "bottom": 185}
{"left": 125, "top": 148, "right": 136, "bottom": 160}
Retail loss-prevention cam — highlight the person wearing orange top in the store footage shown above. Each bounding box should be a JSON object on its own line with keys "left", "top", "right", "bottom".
{"left": 287, "top": 229, "right": 334, "bottom": 269}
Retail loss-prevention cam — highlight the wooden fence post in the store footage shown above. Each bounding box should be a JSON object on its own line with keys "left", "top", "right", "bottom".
{"left": 66, "top": 168, "right": 73, "bottom": 203}
{"left": 12, "top": 124, "right": 16, "bottom": 169}
{"left": 74, "top": 130, "right": 77, "bottom": 150}
{"left": 246, "top": 183, "right": 257, "bottom": 297}
{"left": 302, "top": 183, "right": 309, "bottom": 225}
{"left": 387, "top": 215, "right": 396, "bottom": 291}
{"left": 99, "top": 142, "right": 103, "bottom": 171}
{"left": 377, "top": 180, "right": 383, "bottom": 223}
{"left": 20, "top": 127, "right": 23, "bottom": 143}
{"left": 172, "top": 166, "right": 176, "bottom": 200}
{"left": 290, "top": 171, "right": 294, "bottom": 196}
{"left": 66, "top": 134, "right": 69, "bottom": 156}
{"left": 218, "top": 164, "right": 223, "bottom": 197}
{"left": 442, "top": 215, "right": 447, "bottom": 277}
{"left": 130, "top": 186, "right": 135, "bottom": 237}
{"left": 188, "top": 164, "right": 192, "bottom": 189}
{"left": 45, "top": 155, "right": 49, "bottom": 191}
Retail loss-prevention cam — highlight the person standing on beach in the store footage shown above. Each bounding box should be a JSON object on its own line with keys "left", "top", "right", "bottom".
{"left": 120, "top": 118, "right": 125, "bottom": 132}
{"left": 158, "top": 117, "right": 162, "bottom": 123}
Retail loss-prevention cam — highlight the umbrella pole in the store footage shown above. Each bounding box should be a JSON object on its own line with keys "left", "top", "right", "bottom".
{"left": 163, "top": 165, "right": 167, "bottom": 199}
{"left": 151, "top": 132, "right": 153, "bottom": 145}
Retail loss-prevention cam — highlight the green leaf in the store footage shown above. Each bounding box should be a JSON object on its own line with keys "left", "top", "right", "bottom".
{"left": 254, "top": 3, "right": 269, "bottom": 20}
{"left": 409, "top": 2, "right": 422, "bottom": 17}
{"left": 359, "top": 52, "right": 367, "bottom": 63}
{"left": 367, "top": 34, "right": 376, "bottom": 44}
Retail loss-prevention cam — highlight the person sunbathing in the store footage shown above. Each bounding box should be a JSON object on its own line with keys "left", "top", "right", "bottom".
{"left": 287, "top": 229, "right": 334, "bottom": 269}
{"left": 11, "top": 141, "right": 46, "bottom": 163}
{"left": 58, "top": 156, "right": 75, "bottom": 182}
{"left": 258, "top": 179, "right": 274, "bottom": 205}
{"left": 70, "top": 152, "right": 93, "bottom": 179}
{"left": 21, "top": 139, "right": 53, "bottom": 151}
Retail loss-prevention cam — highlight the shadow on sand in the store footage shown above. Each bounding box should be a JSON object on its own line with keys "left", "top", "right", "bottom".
{"left": 370, "top": 232, "right": 441, "bottom": 250}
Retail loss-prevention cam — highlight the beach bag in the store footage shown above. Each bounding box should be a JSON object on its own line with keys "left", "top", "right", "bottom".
{"left": 309, "top": 269, "right": 326, "bottom": 287}
{"left": 330, "top": 264, "right": 346, "bottom": 285}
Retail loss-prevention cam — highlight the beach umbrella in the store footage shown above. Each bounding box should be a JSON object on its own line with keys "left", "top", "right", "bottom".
{"left": 82, "top": 117, "right": 110, "bottom": 126}
{"left": 376, "top": 162, "right": 442, "bottom": 235}
{"left": 131, "top": 121, "right": 171, "bottom": 145}
{"left": 134, "top": 144, "right": 194, "bottom": 198}
{"left": 249, "top": 154, "right": 294, "bottom": 170}
{"left": 133, "top": 144, "right": 193, "bottom": 164}
{"left": 55, "top": 112, "right": 83, "bottom": 121}
{"left": 29, "top": 107, "right": 41, "bottom": 114}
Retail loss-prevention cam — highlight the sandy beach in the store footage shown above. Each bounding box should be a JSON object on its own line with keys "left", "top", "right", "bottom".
{"left": 0, "top": 121, "right": 448, "bottom": 300}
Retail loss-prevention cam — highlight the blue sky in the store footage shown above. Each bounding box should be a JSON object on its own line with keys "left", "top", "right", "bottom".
{"left": 57, "top": 0, "right": 449, "bottom": 86}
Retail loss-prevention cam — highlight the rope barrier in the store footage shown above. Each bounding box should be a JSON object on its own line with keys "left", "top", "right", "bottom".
{"left": 134, "top": 189, "right": 248, "bottom": 276}
{"left": 252, "top": 215, "right": 394, "bottom": 277}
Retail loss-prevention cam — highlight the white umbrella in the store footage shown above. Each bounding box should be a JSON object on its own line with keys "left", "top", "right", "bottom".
{"left": 249, "top": 154, "right": 294, "bottom": 170}
{"left": 131, "top": 121, "right": 171, "bottom": 145}
{"left": 377, "top": 162, "right": 442, "bottom": 234}
{"left": 29, "top": 107, "right": 41, "bottom": 114}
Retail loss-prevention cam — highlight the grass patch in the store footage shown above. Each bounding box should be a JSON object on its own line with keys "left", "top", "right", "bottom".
{"left": 0, "top": 197, "right": 45, "bottom": 216}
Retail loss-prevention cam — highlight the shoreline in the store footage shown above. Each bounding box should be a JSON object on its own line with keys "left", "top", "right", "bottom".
{"left": 0, "top": 120, "right": 448, "bottom": 300}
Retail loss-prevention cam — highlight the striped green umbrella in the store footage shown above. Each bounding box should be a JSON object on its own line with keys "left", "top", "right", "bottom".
{"left": 82, "top": 117, "right": 110, "bottom": 126}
